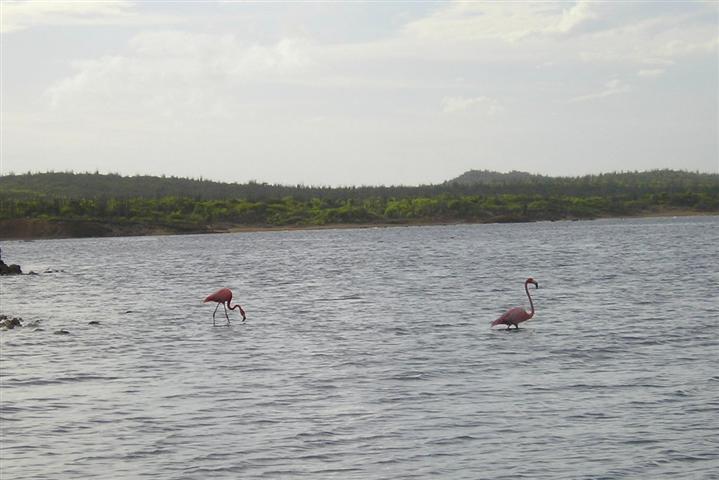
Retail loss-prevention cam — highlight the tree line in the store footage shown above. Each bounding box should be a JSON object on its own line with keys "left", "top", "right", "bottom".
{"left": 1, "top": 192, "right": 717, "bottom": 229}
{"left": 0, "top": 170, "right": 717, "bottom": 231}
{"left": 1, "top": 169, "right": 717, "bottom": 202}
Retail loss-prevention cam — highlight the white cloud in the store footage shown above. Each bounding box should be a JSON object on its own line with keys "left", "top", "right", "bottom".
{"left": 555, "top": 0, "right": 597, "bottom": 34}
{"left": 0, "top": 0, "right": 180, "bottom": 34}
{"left": 46, "top": 32, "right": 314, "bottom": 117}
{"left": 441, "top": 96, "right": 504, "bottom": 115}
{"left": 402, "top": 0, "right": 599, "bottom": 43}
{"left": 40, "top": 2, "right": 719, "bottom": 113}
{"left": 570, "top": 78, "right": 630, "bottom": 103}
{"left": 127, "top": 31, "right": 312, "bottom": 75}
{"left": 638, "top": 68, "right": 665, "bottom": 77}
{"left": 2, "top": 2, "right": 717, "bottom": 184}
{"left": 658, "top": 37, "right": 719, "bottom": 57}
{"left": 401, "top": 1, "right": 716, "bottom": 68}
{"left": 1, "top": 0, "right": 134, "bottom": 33}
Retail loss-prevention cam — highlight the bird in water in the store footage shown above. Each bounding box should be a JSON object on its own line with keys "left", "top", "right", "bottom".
{"left": 491, "top": 278, "right": 539, "bottom": 329}
{"left": 204, "top": 288, "right": 246, "bottom": 326}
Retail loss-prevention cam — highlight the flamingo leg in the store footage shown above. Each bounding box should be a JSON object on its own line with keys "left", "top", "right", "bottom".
{"left": 223, "top": 302, "right": 231, "bottom": 326}
{"left": 212, "top": 302, "right": 220, "bottom": 326}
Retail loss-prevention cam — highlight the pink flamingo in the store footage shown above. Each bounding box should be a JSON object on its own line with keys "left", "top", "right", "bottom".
{"left": 204, "top": 288, "right": 246, "bottom": 326}
{"left": 491, "top": 278, "right": 539, "bottom": 329}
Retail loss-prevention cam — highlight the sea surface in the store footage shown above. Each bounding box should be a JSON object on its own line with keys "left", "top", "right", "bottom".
{"left": 1, "top": 216, "right": 718, "bottom": 479}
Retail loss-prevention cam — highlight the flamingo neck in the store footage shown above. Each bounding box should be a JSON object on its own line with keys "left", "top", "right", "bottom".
{"left": 525, "top": 283, "right": 535, "bottom": 319}
{"left": 228, "top": 303, "right": 245, "bottom": 316}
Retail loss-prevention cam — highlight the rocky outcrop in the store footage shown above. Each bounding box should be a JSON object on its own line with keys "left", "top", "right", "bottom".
{"left": 0, "top": 260, "right": 22, "bottom": 275}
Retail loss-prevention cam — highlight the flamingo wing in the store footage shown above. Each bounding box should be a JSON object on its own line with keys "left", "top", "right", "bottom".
{"left": 204, "top": 288, "right": 232, "bottom": 303}
{"left": 491, "top": 307, "right": 529, "bottom": 326}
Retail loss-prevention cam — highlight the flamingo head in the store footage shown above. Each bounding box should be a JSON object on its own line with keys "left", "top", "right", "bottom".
{"left": 526, "top": 277, "right": 538, "bottom": 288}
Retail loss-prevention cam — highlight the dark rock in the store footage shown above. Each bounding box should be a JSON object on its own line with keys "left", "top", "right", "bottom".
{"left": 0, "top": 261, "right": 22, "bottom": 275}
{"left": 88, "top": 321, "right": 101, "bottom": 325}
{"left": 0, "top": 316, "right": 23, "bottom": 329}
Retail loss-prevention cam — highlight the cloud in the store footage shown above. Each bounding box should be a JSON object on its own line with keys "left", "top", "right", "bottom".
{"left": 46, "top": 31, "right": 314, "bottom": 118}
{"left": 570, "top": 78, "right": 630, "bottom": 103}
{"left": 3, "top": 1, "right": 718, "bottom": 184}
{"left": 126, "top": 31, "right": 312, "bottom": 75}
{"left": 0, "top": 0, "right": 178, "bottom": 34}
{"left": 658, "top": 37, "right": 719, "bottom": 57}
{"left": 400, "top": 1, "right": 716, "bottom": 68}
{"left": 441, "top": 96, "right": 504, "bottom": 115}
{"left": 402, "top": 0, "right": 598, "bottom": 43}
{"left": 40, "top": 2, "right": 719, "bottom": 113}
{"left": 637, "top": 68, "right": 665, "bottom": 77}
{"left": 1, "top": 0, "right": 133, "bottom": 33}
{"left": 555, "top": 0, "right": 598, "bottom": 34}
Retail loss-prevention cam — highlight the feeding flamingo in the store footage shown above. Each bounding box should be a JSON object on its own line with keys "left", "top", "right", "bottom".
{"left": 491, "top": 278, "right": 539, "bottom": 329}
{"left": 204, "top": 288, "right": 246, "bottom": 326}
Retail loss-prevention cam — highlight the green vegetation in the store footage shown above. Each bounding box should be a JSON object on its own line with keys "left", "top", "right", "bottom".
{"left": 1, "top": 170, "right": 717, "bottom": 238}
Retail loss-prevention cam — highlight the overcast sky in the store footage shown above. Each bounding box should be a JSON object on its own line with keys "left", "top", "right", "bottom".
{"left": 1, "top": 1, "right": 717, "bottom": 186}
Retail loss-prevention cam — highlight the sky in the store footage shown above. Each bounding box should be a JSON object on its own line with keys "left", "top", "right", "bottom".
{"left": 1, "top": 1, "right": 717, "bottom": 186}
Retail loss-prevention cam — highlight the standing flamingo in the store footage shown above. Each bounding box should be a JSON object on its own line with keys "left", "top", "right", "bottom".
{"left": 204, "top": 288, "right": 246, "bottom": 326}
{"left": 491, "top": 278, "right": 539, "bottom": 329}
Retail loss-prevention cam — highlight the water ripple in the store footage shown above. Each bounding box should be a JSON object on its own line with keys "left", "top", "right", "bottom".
{"left": 1, "top": 216, "right": 718, "bottom": 479}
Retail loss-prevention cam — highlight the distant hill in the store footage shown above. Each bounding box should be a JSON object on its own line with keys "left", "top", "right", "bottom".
{"left": 0, "top": 172, "right": 253, "bottom": 200}
{"left": 0, "top": 171, "right": 427, "bottom": 201}
{"left": 445, "top": 168, "right": 719, "bottom": 196}
{"left": 447, "top": 169, "right": 545, "bottom": 185}
{"left": 1, "top": 169, "right": 718, "bottom": 201}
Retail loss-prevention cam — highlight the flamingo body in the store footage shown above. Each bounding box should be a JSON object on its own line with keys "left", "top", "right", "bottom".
{"left": 491, "top": 278, "right": 538, "bottom": 329}
{"left": 204, "top": 288, "right": 246, "bottom": 325}
{"left": 491, "top": 307, "right": 532, "bottom": 327}
{"left": 204, "top": 288, "right": 233, "bottom": 304}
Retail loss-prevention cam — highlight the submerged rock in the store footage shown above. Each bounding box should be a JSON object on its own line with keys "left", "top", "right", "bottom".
{"left": 0, "top": 315, "right": 23, "bottom": 329}
{"left": 53, "top": 329, "right": 70, "bottom": 335}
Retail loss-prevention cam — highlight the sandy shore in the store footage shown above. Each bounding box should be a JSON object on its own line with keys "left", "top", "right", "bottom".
{"left": 1, "top": 209, "right": 716, "bottom": 240}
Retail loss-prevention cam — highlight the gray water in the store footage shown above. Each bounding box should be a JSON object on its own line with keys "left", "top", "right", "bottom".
{"left": 1, "top": 216, "right": 718, "bottom": 479}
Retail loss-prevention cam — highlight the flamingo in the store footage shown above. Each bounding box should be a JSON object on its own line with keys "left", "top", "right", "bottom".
{"left": 204, "top": 288, "right": 246, "bottom": 326}
{"left": 491, "top": 278, "right": 539, "bottom": 329}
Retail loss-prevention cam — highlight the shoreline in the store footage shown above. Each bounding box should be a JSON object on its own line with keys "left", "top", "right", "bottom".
{"left": 1, "top": 209, "right": 716, "bottom": 241}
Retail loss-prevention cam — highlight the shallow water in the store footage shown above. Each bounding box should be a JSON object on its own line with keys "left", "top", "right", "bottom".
{"left": 1, "top": 216, "right": 718, "bottom": 479}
